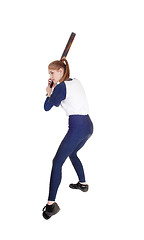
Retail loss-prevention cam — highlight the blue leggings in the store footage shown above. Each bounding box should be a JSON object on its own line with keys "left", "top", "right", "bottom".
{"left": 48, "top": 115, "right": 93, "bottom": 201}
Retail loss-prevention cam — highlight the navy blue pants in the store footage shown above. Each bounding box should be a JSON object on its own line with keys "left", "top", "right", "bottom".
{"left": 48, "top": 115, "right": 93, "bottom": 201}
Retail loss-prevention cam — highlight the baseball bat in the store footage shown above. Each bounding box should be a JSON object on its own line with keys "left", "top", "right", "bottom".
{"left": 49, "top": 32, "right": 76, "bottom": 89}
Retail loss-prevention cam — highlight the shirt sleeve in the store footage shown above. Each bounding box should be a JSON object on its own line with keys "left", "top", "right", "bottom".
{"left": 44, "top": 82, "right": 66, "bottom": 111}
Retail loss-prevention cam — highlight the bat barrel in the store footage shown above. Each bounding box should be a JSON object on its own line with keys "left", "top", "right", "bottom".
{"left": 60, "top": 32, "right": 76, "bottom": 60}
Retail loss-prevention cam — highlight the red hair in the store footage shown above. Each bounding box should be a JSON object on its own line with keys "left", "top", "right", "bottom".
{"left": 48, "top": 58, "right": 70, "bottom": 83}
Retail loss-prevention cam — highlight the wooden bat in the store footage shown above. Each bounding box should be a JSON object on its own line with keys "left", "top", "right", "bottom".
{"left": 60, "top": 32, "right": 76, "bottom": 61}
{"left": 49, "top": 32, "right": 76, "bottom": 88}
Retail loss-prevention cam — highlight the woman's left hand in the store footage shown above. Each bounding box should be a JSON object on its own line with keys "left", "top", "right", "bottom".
{"left": 46, "top": 85, "right": 53, "bottom": 97}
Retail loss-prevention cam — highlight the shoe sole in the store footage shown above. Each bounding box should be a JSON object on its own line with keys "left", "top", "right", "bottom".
{"left": 69, "top": 185, "right": 88, "bottom": 192}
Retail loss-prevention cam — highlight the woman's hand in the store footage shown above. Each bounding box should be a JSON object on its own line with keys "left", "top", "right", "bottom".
{"left": 46, "top": 79, "right": 57, "bottom": 97}
{"left": 46, "top": 85, "right": 52, "bottom": 97}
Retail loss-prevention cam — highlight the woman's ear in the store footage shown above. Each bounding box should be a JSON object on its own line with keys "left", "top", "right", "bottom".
{"left": 59, "top": 68, "right": 64, "bottom": 75}
{"left": 59, "top": 68, "right": 63, "bottom": 72}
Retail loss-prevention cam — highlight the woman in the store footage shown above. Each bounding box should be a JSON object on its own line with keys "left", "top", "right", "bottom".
{"left": 42, "top": 58, "right": 93, "bottom": 219}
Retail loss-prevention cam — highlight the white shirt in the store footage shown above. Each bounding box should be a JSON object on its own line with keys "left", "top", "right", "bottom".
{"left": 61, "top": 78, "right": 89, "bottom": 116}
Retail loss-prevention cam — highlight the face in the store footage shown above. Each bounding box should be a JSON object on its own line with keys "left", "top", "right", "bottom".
{"left": 48, "top": 68, "right": 64, "bottom": 84}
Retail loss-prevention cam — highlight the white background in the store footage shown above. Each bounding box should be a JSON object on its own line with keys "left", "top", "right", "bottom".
{"left": 0, "top": 0, "right": 144, "bottom": 239}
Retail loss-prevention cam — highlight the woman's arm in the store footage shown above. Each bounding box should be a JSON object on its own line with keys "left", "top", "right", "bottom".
{"left": 44, "top": 97, "right": 54, "bottom": 111}
{"left": 44, "top": 82, "right": 66, "bottom": 111}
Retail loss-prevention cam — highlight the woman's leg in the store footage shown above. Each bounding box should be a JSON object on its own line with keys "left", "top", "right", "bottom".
{"left": 69, "top": 137, "right": 89, "bottom": 182}
{"left": 48, "top": 115, "right": 93, "bottom": 201}
{"left": 48, "top": 130, "right": 82, "bottom": 201}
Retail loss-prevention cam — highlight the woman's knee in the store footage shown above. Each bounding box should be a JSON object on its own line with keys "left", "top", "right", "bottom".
{"left": 69, "top": 153, "right": 77, "bottom": 162}
{"left": 52, "top": 154, "right": 66, "bottom": 169}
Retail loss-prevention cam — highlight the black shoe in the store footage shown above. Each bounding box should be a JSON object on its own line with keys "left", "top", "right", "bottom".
{"left": 69, "top": 182, "right": 89, "bottom": 192}
{"left": 42, "top": 202, "right": 60, "bottom": 220}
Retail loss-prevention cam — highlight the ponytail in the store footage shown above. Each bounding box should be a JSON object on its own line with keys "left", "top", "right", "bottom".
{"left": 59, "top": 58, "right": 70, "bottom": 83}
{"left": 48, "top": 57, "right": 70, "bottom": 83}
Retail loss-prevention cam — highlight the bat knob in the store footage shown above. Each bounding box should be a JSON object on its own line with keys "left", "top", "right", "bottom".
{"left": 50, "top": 81, "right": 54, "bottom": 88}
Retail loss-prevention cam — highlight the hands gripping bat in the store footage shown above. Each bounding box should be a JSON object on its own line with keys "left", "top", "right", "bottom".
{"left": 49, "top": 32, "right": 76, "bottom": 88}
